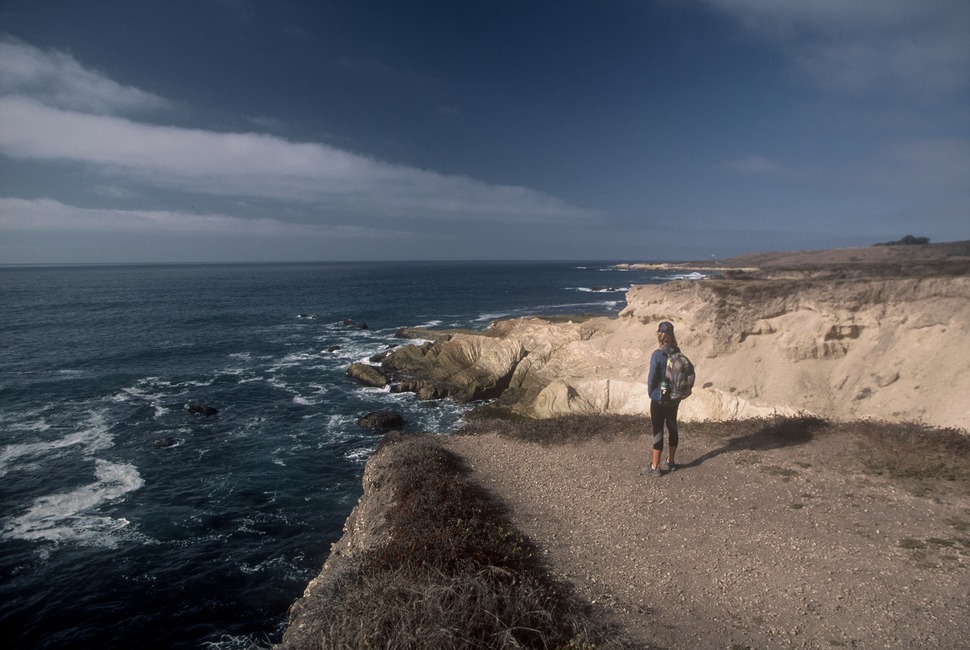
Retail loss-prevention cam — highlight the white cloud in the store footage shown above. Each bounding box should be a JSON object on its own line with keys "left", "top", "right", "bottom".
{"left": 0, "top": 36, "right": 598, "bottom": 227}
{"left": 701, "top": 0, "right": 970, "bottom": 96}
{"left": 0, "top": 197, "right": 411, "bottom": 239}
{"left": 0, "top": 96, "right": 598, "bottom": 224}
{"left": 0, "top": 35, "right": 170, "bottom": 114}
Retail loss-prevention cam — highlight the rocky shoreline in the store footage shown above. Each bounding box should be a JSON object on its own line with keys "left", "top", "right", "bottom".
{"left": 280, "top": 242, "right": 970, "bottom": 647}
{"left": 347, "top": 241, "right": 970, "bottom": 431}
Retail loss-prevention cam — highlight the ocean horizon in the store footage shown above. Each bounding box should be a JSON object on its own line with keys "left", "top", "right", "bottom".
{"left": 0, "top": 260, "right": 691, "bottom": 648}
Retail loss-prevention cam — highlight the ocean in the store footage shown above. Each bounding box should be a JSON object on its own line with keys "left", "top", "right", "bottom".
{"left": 0, "top": 261, "right": 684, "bottom": 648}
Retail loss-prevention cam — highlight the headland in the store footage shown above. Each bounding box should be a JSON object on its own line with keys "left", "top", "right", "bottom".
{"left": 279, "top": 241, "right": 970, "bottom": 648}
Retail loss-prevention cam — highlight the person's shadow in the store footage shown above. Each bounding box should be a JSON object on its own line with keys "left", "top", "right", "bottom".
{"left": 680, "top": 416, "right": 826, "bottom": 470}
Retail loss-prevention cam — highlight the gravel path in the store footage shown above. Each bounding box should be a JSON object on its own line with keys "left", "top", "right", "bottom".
{"left": 443, "top": 427, "right": 970, "bottom": 648}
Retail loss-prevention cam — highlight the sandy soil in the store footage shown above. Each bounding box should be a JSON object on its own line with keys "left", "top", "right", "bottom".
{"left": 444, "top": 425, "right": 970, "bottom": 649}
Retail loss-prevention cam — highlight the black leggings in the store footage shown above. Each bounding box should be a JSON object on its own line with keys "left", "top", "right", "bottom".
{"left": 650, "top": 399, "right": 680, "bottom": 451}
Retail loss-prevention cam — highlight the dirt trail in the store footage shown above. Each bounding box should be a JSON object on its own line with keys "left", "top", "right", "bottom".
{"left": 443, "top": 426, "right": 970, "bottom": 649}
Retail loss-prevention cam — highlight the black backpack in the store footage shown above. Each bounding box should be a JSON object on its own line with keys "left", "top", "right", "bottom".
{"left": 665, "top": 347, "right": 695, "bottom": 400}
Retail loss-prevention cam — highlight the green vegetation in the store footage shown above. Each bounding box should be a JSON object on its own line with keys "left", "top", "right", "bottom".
{"left": 874, "top": 235, "right": 930, "bottom": 246}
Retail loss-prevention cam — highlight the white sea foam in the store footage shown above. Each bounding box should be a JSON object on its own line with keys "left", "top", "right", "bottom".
{"left": 670, "top": 271, "right": 707, "bottom": 280}
{"left": 266, "top": 350, "right": 327, "bottom": 373}
{"left": 395, "top": 338, "right": 434, "bottom": 349}
{"left": 201, "top": 633, "right": 268, "bottom": 649}
{"left": 184, "top": 378, "right": 215, "bottom": 387}
{"left": 236, "top": 553, "right": 305, "bottom": 583}
{"left": 266, "top": 376, "right": 290, "bottom": 391}
{"left": 2, "top": 459, "right": 145, "bottom": 548}
{"left": 0, "top": 409, "right": 52, "bottom": 433}
{"left": 0, "top": 412, "right": 113, "bottom": 477}
{"left": 112, "top": 376, "right": 187, "bottom": 406}
{"left": 345, "top": 445, "right": 377, "bottom": 463}
{"left": 475, "top": 311, "right": 511, "bottom": 322}
{"left": 282, "top": 352, "right": 318, "bottom": 364}
{"left": 475, "top": 299, "right": 623, "bottom": 322}
{"left": 572, "top": 286, "right": 629, "bottom": 293}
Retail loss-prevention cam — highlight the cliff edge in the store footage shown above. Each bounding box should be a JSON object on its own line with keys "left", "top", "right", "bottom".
{"left": 281, "top": 243, "right": 970, "bottom": 648}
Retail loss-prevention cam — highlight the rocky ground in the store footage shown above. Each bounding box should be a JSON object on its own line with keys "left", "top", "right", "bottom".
{"left": 444, "top": 418, "right": 970, "bottom": 648}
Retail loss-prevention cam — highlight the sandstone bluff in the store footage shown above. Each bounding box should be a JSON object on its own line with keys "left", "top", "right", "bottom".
{"left": 351, "top": 242, "right": 970, "bottom": 432}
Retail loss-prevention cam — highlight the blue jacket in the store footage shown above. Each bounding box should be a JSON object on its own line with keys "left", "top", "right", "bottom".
{"left": 648, "top": 344, "right": 678, "bottom": 402}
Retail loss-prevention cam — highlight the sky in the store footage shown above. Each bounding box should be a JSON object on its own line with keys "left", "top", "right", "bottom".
{"left": 0, "top": 0, "right": 968, "bottom": 264}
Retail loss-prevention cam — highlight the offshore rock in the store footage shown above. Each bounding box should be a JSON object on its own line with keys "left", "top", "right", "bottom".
{"left": 346, "top": 363, "right": 388, "bottom": 388}
{"left": 356, "top": 410, "right": 405, "bottom": 431}
{"left": 381, "top": 332, "right": 527, "bottom": 402}
{"left": 186, "top": 403, "right": 218, "bottom": 416}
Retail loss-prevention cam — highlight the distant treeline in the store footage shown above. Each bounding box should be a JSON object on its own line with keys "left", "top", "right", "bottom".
{"left": 874, "top": 235, "right": 930, "bottom": 246}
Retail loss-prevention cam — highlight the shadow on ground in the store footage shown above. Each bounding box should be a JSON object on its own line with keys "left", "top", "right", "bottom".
{"left": 682, "top": 415, "right": 827, "bottom": 469}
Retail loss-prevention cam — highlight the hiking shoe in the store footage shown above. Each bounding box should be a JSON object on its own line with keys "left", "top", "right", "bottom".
{"left": 666, "top": 460, "right": 678, "bottom": 473}
{"left": 640, "top": 465, "right": 661, "bottom": 478}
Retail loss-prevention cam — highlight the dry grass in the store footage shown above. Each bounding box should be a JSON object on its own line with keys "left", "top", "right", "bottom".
{"left": 845, "top": 419, "right": 970, "bottom": 490}
{"left": 283, "top": 432, "right": 624, "bottom": 649}
{"left": 458, "top": 413, "right": 645, "bottom": 446}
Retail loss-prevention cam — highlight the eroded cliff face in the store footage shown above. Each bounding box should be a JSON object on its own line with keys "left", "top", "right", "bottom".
{"left": 282, "top": 440, "right": 400, "bottom": 645}
{"left": 616, "top": 275, "right": 970, "bottom": 431}
{"left": 386, "top": 272, "right": 970, "bottom": 431}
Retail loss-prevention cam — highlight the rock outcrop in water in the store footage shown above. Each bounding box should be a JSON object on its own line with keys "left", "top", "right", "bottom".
{"left": 185, "top": 403, "right": 218, "bottom": 416}
{"left": 357, "top": 332, "right": 528, "bottom": 402}
{"left": 356, "top": 410, "right": 405, "bottom": 431}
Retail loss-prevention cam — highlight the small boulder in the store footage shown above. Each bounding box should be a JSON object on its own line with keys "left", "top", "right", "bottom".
{"left": 186, "top": 403, "right": 218, "bottom": 416}
{"left": 356, "top": 410, "right": 405, "bottom": 431}
{"left": 347, "top": 363, "right": 388, "bottom": 388}
{"left": 154, "top": 436, "right": 177, "bottom": 448}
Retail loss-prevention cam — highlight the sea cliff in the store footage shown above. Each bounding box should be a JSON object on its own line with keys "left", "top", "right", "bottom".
{"left": 352, "top": 242, "right": 970, "bottom": 432}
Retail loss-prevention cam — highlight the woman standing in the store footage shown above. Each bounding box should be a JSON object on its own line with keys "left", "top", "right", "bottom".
{"left": 645, "top": 321, "right": 680, "bottom": 477}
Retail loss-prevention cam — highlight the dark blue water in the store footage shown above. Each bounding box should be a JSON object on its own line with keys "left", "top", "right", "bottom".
{"left": 0, "top": 261, "right": 683, "bottom": 648}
